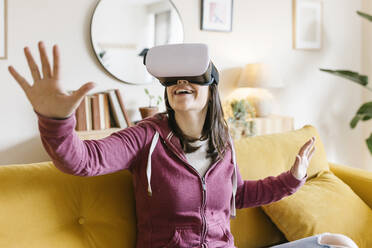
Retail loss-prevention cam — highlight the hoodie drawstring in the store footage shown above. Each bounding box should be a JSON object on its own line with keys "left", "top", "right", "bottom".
{"left": 146, "top": 131, "right": 237, "bottom": 219}
{"left": 147, "top": 131, "right": 160, "bottom": 197}
{"left": 229, "top": 134, "right": 238, "bottom": 219}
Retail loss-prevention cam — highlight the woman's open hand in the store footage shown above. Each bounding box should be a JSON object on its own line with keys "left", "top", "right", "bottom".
{"left": 290, "top": 136, "right": 316, "bottom": 180}
{"left": 8, "top": 41, "right": 96, "bottom": 119}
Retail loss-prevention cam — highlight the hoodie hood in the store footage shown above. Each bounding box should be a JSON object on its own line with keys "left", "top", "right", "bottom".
{"left": 138, "top": 112, "right": 171, "bottom": 139}
{"left": 138, "top": 112, "right": 188, "bottom": 161}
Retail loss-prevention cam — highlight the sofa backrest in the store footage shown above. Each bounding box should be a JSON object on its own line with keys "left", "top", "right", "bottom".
{"left": 0, "top": 161, "right": 136, "bottom": 248}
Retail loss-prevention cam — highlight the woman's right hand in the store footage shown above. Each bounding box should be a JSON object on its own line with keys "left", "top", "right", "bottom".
{"left": 8, "top": 41, "right": 96, "bottom": 119}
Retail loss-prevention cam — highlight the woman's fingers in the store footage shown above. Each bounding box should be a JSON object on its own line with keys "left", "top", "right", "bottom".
{"left": 305, "top": 137, "right": 316, "bottom": 157}
{"left": 295, "top": 154, "right": 301, "bottom": 166}
{"left": 308, "top": 146, "right": 315, "bottom": 161}
{"left": 38, "top": 41, "right": 52, "bottom": 79}
{"left": 303, "top": 141, "right": 313, "bottom": 157}
{"left": 8, "top": 66, "right": 31, "bottom": 94}
{"left": 305, "top": 142, "right": 314, "bottom": 158}
{"left": 72, "top": 82, "right": 96, "bottom": 102}
{"left": 24, "top": 47, "right": 41, "bottom": 81}
{"left": 299, "top": 137, "right": 315, "bottom": 157}
{"left": 53, "top": 44, "right": 60, "bottom": 80}
{"left": 292, "top": 138, "right": 316, "bottom": 179}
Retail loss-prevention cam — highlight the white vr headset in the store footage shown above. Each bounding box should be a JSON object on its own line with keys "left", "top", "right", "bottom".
{"left": 143, "top": 43, "right": 219, "bottom": 86}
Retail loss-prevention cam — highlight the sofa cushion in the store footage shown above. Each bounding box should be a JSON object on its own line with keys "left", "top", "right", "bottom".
{"left": 229, "top": 124, "right": 329, "bottom": 247}
{"left": 230, "top": 207, "right": 287, "bottom": 247}
{"left": 0, "top": 161, "right": 136, "bottom": 248}
{"left": 261, "top": 170, "right": 372, "bottom": 248}
{"left": 233, "top": 124, "right": 329, "bottom": 180}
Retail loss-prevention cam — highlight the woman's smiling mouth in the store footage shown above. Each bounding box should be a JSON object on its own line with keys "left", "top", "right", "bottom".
{"left": 174, "top": 88, "right": 194, "bottom": 95}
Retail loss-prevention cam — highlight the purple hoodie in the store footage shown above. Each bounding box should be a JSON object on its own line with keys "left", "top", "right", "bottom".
{"left": 35, "top": 110, "right": 306, "bottom": 248}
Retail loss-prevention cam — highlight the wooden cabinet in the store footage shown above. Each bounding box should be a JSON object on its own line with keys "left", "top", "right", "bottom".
{"left": 249, "top": 114, "right": 294, "bottom": 136}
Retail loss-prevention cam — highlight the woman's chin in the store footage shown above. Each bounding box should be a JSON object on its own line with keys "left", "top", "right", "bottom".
{"left": 173, "top": 106, "right": 192, "bottom": 113}
{"left": 171, "top": 100, "right": 192, "bottom": 110}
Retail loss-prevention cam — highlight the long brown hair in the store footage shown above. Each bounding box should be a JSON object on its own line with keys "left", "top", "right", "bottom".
{"left": 163, "top": 83, "right": 230, "bottom": 164}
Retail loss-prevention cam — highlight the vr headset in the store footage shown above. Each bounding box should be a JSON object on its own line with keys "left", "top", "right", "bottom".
{"left": 143, "top": 43, "right": 219, "bottom": 87}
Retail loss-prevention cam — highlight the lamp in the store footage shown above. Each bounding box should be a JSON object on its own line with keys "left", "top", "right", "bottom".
{"left": 235, "top": 63, "right": 283, "bottom": 117}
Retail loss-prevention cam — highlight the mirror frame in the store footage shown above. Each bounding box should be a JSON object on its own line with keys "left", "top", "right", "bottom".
{"left": 89, "top": 0, "right": 185, "bottom": 85}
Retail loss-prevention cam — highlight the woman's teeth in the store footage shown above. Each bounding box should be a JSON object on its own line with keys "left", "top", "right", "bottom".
{"left": 175, "top": 90, "right": 193, "bottom": 95}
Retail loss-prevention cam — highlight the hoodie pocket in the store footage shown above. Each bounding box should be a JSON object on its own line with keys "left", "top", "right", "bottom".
{"left": 206, "top": 220, "right": 232, "bottom": 247}
{"left": 163, "top": 226, "right": 201, "bottom": 248}
{"left": 163, "top": 229, "right": 181, "bottom": 248}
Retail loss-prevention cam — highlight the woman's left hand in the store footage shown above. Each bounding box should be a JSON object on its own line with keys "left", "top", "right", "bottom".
{"left": 290, "top": 136, "right": 316, "bottom": 180}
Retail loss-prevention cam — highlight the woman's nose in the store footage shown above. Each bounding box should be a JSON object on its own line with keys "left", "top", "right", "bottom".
{"left": 177, "top": 80, "right": 188, "bottom": 85}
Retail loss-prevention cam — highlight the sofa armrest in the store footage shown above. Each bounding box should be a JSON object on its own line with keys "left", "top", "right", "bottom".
{"left": 329, "top": 161, "right": 372, "bottom": 208}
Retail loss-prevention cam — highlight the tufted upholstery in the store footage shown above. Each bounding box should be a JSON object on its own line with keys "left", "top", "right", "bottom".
{"left": 0, "top": 162, "right": 136, "bottom": 247}
{"left": 0, "top": 124, "right": 370, "bottom": 247}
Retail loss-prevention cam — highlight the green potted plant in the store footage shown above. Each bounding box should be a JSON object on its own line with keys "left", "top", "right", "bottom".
{"left": 139, "top": 88, "right": 163, "bottom": 119}
{"left": 224, "top": 98, "right": 257, "bottom": 140}
{"left": 320, "top": 11, "right": 372, "bottom": 155}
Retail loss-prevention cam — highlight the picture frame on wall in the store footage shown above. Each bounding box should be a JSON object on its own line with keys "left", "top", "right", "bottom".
{"left": 201, "top": 0, "right": 233, "bottom": 32}
{"left": 0, "top": 0, "right": 6, "bottom": 59}
{"left": 292, "top": 0, "right": 322, "bottom": 50}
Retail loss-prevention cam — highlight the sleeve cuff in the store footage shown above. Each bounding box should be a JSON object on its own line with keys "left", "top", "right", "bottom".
{"left": 281, "top": 170, "right": 308, "bottom": 190}
{"left": 34, "top": 109, "right": 76, "bottom": 137}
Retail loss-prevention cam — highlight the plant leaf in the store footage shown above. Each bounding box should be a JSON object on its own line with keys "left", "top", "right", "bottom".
{"left": 349, "top": 101, "right": 372, "bottom": 128}
{"left": 366, "top": 133, "right": 372, "bottom": 156}
{"left": 319, "top": 69, "right": 368, "bottom": 87}
{"left": 350, "top": 115, "right": 362, "bottom": 129}
{"left": 357, "top": 11, "right": 372, "bottom": 22}
{"left": 356, "top": 101, "right": 372, "bottom": 116}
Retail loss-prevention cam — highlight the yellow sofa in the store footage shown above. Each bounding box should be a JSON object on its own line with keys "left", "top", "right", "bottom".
{"left": 0, "top": 125, "right": 371, "bottom": 248}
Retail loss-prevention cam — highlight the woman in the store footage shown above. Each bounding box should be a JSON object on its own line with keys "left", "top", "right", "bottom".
{"left": 8, "top": 41, "right": 358, "bottom": 248}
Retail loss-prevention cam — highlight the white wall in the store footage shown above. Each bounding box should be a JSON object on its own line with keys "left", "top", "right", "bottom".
{"left": 0, "top": 0, "right": 369, "bottom": 171}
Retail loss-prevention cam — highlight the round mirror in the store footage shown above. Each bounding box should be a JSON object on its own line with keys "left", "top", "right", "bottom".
{"left": 90, "top": 0, "right": 184, "bottom": 85}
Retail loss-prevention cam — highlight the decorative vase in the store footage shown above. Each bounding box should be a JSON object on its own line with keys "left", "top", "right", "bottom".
{"left": 251, "top": 96, "right": 273, "bottom": 117}
{"left": 139, "top": 106, "right": 159, "bottom": 119}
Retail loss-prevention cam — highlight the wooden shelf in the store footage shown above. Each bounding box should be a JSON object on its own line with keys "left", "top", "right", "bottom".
{"left": 76, "top": 115, "right": 294, "bottom": 140}
{"left": 249, "top": 114, "right": 294, "bottom": 136}
{"left": 76, "top": 128, "right": 122, "bottom": 140}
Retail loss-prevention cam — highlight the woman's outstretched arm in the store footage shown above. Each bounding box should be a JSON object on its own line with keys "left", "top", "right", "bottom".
{"left": 35, "top": 110, "right": 149, "bottom": 176}
{"left": 235, "top": 137, "right": 315, "bottom": 208}
{"left": 9, "top": 41, "right": 148, "bottom": 176}
{"left": 235, "top": 166, "right": 307, "bottom": 209}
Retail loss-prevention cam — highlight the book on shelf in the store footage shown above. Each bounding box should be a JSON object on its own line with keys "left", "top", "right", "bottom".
{"left": 73, "top": 88, "right": 132, "bottom": 131}
{"left": 103, "top": 92, "right": 111, "bottom": 128}
{"left": 86, "top": 95, "right": 93, "bottom": 131}
{"left": 115, "top": 89, "right": 133, "bottom": 127}
{"left": 70, "top": 90, "right": 91, "bottom": 131}
{"left": 91, "top": 94, "right": 99, "bottom": 130}
{"left": 91, "top": 92, "right": 111, "bottom": 130}
{"left": 106, "top": 89, "right": 129, "bottom": 129}
{"left": 75, "top": 96, "right": 87, "bottom": 131}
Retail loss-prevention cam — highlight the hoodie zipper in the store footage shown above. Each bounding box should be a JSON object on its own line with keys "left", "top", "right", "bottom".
{"left": 201, "top": 176, "right": 207, "bottom": 247}
{"left": 163, "top": 137, "right": 222, "bottom": 247}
